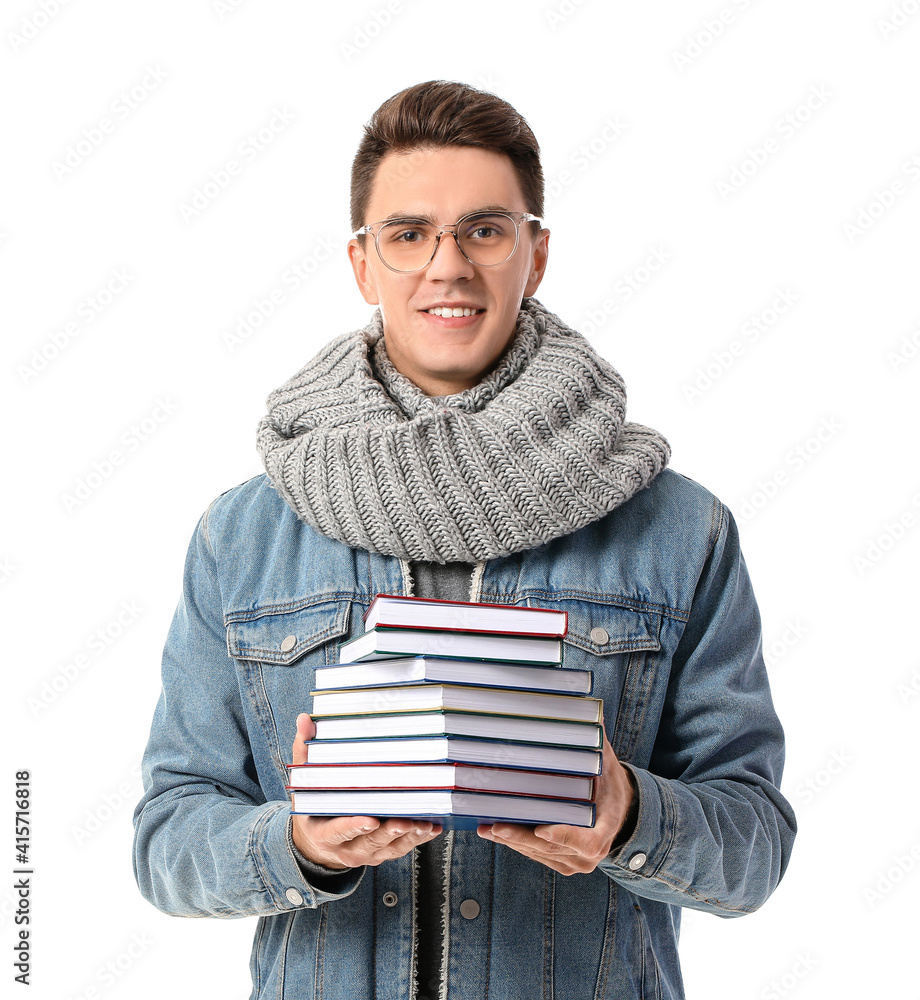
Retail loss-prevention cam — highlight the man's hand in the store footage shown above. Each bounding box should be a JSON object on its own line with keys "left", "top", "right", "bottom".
{"left": 477, "top": 729, "right": 636, "bottom": 875}
{"left": 290, "top": 713, "right": 441, "bottom": 870}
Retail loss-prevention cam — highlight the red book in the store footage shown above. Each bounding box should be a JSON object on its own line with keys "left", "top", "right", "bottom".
{"left": 363, "top": 594, "right": 567, "bottom": 637}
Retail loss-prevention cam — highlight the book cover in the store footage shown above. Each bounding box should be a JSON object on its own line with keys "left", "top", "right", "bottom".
{"left": 363, "top": 593, "right": 567, "bottom": 637}
{"left": 302, "top": 734, "right": 604, "bottom": 776}
{"left": 310, "top": 683, "right": 602, "bottom": 724}
{"left": 311, "top": 710, "right": 603, "bottom": 748}
{"left": 313, "top": 656, "right": 592, "bottom": 695}
{"left": 289, "top": 788, "right": 596, "bottom": 828}
{"left": 286, "top": 761, "right": 594, "bottom": 799}
{"left": 339, "top": 627, "right": 563, "bottom": 665}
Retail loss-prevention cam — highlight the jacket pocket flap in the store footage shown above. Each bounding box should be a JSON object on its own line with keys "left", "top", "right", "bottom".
{"left": 556, "top": 600, "right": 661, "bottom": 656}
{"left": 226, "top": 600, "right": 351, "bottom": 665}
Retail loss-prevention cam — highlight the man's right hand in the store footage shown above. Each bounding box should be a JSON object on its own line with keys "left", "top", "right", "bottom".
{"left": 290, "top": 713, "right": 442, "bottom": 870}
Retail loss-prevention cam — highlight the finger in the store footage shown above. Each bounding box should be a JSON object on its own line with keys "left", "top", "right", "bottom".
{"left": 363, "top": 819, "right": 439, "bottom": 849}
{"left": 291, "top": 713, "right": 316, "bottom": 765}
{"left": 533, "top": 824, "right": 581, "bottom": 849}
{"left": 480, "top": 831, "right": 587, "bottom": 875}
{"left": 361, "top": 823, "right": 443, "bottom": 863}
{"left": 317, "top": 815, "right": 381, "bottom": 845}
{"left": 482, "top": 822, "right": 584, "bottom": 857}
{"left": 479, "top": 823, "right": 541, "bottom": 848}
{"left": 478, "top": 832, "right": 568, "bottom": 869}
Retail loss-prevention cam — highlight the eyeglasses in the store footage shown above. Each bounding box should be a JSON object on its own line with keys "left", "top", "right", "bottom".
{"left": 353, "top": 211, "right": 542, "bottom": 273}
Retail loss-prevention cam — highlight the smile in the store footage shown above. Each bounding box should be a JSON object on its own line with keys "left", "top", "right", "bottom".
{"left": 423, "top": 307, "right": 485, "bottom": 317}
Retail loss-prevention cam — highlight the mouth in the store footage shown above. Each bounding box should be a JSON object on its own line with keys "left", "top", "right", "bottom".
{"left": 422, "top": 306, "right": 486, "bottom": 317}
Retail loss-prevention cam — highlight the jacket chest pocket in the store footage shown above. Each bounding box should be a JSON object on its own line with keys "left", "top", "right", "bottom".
{"left": 552, "top": 600, "right": 663, "bottom": 765}
{"left": 225, "top": 599, "right": 354, "bottom": 787}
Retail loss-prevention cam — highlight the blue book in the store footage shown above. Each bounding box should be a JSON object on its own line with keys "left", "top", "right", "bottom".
{"left": 289, "top": 788, "right": 596, "bottom": 828}
{"left": 303, "top": 734, "right": 602, "bottom": 776}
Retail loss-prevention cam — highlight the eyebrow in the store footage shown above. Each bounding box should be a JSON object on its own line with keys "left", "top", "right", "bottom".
{"left": 379, "top": 205, "right": 516, "bottom": 222}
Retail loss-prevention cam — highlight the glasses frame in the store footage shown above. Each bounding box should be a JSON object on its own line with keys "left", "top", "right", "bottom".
{"left": 353, "top": 211, "right": 543, "bottom": 273}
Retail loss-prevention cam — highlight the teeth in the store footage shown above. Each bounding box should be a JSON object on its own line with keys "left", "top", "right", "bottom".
{"left": 426, "top": 307, "right": 481, "bottom": 317}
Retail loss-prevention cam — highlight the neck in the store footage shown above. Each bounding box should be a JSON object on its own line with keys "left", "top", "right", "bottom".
{"left": 406, "top": 372, "right": 476, "bottom": 397}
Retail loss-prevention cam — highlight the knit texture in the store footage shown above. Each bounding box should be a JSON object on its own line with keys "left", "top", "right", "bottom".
{"left": 256, "top": 297, "right": 670, "bottom": 563}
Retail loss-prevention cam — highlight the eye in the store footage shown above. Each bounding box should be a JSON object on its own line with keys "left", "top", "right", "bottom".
{"left": 380, "top": 220, "right": 432, "bottom": 245}
{"left": 462, "top": 215, "right": 509, "bottom": 241}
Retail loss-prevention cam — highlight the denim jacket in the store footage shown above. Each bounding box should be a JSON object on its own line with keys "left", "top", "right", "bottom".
{"left": 133, "top": 468, "right": 796, "bottom": 999}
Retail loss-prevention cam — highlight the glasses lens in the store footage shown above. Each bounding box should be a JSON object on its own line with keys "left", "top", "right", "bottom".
{"left": 377, "top": 220, "right": 437, "bottom": 271}
{"left": 376, "top": 214, "right": 519, "bottom": 270}
{"left": 458, "top": 214, "right": 518, "bottom": 266}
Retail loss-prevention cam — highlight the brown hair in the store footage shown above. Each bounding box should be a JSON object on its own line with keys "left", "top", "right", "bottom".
{"left": 350, "top": 80, "right": 544, "bottom": 236}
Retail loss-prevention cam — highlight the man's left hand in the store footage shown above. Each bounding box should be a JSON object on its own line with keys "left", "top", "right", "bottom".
{"left": 477, "top": 730, "right": 636, "bottom": 875}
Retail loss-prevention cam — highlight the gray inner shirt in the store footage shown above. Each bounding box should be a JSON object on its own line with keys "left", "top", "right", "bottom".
{"left": 410, "top": 560, "right": 475, "bottom": 1000}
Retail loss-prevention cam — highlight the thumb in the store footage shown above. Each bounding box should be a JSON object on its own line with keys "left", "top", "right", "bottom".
{"left": 292, "top": 712, "right": 316, "bottom": 765}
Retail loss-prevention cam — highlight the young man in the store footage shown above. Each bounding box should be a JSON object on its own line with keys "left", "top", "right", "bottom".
{"left": 134, "top": 81, "right": 796, "bottom": 999}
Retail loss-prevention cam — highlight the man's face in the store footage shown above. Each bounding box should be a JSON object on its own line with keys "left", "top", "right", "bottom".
{"left": 347, "top": 146, "right": 549, "bottom": 396}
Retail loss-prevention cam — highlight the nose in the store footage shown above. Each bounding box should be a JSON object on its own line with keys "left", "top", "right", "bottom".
{"left": 424, "top": 228, "right": 475, "bottom": 279}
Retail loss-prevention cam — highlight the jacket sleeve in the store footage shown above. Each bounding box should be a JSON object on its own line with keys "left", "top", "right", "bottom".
{"left": 600, "top": 502, "right": 796, "bottom": 916}
{"left": 132, "top": 505, "right": 365, "bottom": 917}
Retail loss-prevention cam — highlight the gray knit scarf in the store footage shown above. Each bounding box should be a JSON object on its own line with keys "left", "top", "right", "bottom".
{"left": 256, "top": 297, "right": 670, "bottom": 563}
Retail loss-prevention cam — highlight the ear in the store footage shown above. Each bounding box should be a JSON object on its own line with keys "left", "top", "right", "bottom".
{"left": 347, "top": 238, "right": 380, "bottom": 305}
{"left": 523, "top": 228, "right": 550, "bottom": 298}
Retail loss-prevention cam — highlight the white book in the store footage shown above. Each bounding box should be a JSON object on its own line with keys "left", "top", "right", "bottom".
{"left": 311, "top": 710, "right": 602, "bottom": 749}
{"left": 313, "top": 656, "right": 592, "bottom": 695}
{"left": 303, "top": 735, "right": 602, "bottom": 776}
{"left": 310, "top": 683, "right": 602, "bottom": 724}
{"left": 286, "top": 762, "right": 594, "bottom": 800}
{"left": 339, "top": 628, "right": 562, "bottom": 665}
{"left": 364, "top": 594, "right": 567, "bottom": 636}
{"left": 289, "top": 788, "right": 596, "bottom": 829}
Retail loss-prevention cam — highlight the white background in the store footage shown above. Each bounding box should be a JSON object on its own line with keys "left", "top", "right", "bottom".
{"left": 2, "top": 1, "right": 919, "bottom": 997}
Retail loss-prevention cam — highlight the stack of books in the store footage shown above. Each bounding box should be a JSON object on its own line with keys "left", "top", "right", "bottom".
{"left": 287, "top": 594, "right": 602, "bottom": 829}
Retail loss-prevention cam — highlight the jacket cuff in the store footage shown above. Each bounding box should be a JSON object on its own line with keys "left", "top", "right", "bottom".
{"left": 251, "top": 802, "right": 366, "bottom": 908}
{"left": 289, "top": 827, "right": 366, "bottom": 893}
{"left": 600, "top": 762, "right": 670, "bottom": 881}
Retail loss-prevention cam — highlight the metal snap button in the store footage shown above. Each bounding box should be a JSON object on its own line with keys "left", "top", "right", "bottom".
{"left": 382, "top": 891, "right": 398, "bottom": 907}
{"left": 628, "top": 853, "right": 647, "bottom": 871}
{"left": 590, "top": 627, "right": 609, "bottom": 645}
{"left": 285, "top": 887, "right": 304, "bottom": 905}
{"left": 280, "top": 634, "right": 297, "bottom": 653}
{"left": 459, "top": 899, "right": 480, "bottom": 919}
